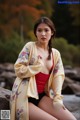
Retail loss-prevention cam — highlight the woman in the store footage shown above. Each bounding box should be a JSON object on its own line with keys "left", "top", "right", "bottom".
{"left": 10, "top": 17, "right": 77, "bottom": 120}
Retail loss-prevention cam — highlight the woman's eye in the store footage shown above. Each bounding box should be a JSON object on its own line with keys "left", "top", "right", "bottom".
{"left": 37, "top": 29, "right": 42, "bottom": 32}
{"left": 37, "top": 29, "right": 49, "bottom": 32}
{"left": 45, "top": 29, "right": 49, "bottom": 32}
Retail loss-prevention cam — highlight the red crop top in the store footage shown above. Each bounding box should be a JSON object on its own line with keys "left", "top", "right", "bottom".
{"left": 35, "top": 72, "right": 50, "bottom": 93}
{"left": 35, "top": 53, "right": 54, "bottom": 93}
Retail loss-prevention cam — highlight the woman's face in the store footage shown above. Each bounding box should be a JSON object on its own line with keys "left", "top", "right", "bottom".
{"left": 36, "top": 23, "right": 53, "bottom": 44}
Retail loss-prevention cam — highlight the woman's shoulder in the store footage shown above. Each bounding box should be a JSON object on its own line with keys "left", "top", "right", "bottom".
{"left": 25, "top": 41, "right": 35, "bottom": 47}
{"left": 52, "top": 48, "right": 61, "bottom": 65}
{"left": 52, "top": 48, "right": 60, "bottom": 55}
{"left": 23, "top": 41, "right": 35, "bottom": 50}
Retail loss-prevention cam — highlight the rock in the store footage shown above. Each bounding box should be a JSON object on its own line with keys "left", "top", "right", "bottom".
{"left": 69, "top": 83, "right": 80, "bottom": 94}
{"left": 0, "top": 98, "right": 10, "bottom": 110}
{"left": 0, "top": 63, "right": 16, "bottom": 88}
{"left": 0, "top": 87, "right": 80, "bottom": 120}
{"left": 0, "top": 87, "right": 11, "bottom": 110}
{"left": 62, "top": 86, "right": 74, "bottom": 94}
{"left": 63, "top": 95, "right": 80, "bottom": 120}
{"left": 0, "top": 71, "right": 15, "bottom": 78}
{"left": 63, "top": 77, "right": 80, "bottom": 95}
{"left": 0, "top": 63, "right": 14, "bottom": 72}
{"left": 64, "top": 66, "right": 80, "bottom": 82}
{"left": 0, "top": 87, "right": 11, "bottom": 101}
{"left": 64, "top": 65, "right": 77, "bottom": 76}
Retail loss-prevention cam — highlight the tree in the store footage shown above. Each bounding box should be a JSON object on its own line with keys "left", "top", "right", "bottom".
{"left": 51, "top": 1, "right": 80, "bottom": 45}
{"left": 0, "top": 0, "right": 52, "bottom": 39}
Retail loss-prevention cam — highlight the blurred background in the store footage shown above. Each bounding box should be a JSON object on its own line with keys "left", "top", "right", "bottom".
{"left": 0, "top": 0, "right": 80, "bottom": 119}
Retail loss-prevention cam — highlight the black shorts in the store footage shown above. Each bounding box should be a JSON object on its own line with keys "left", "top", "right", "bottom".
{"left": 28, "top": 92, "right": 46, "bottom": 106}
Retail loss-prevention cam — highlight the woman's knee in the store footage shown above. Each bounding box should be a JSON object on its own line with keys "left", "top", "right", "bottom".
{"left": 58, "top": 109, "right": 77, "bottom": 120}
{"left": 67, "top": 114, "right": 77, "bottom": 120}
{"left": 29, "top": 102, "right": 58, "bottom": 120}
{"left": 38, "top": 97, "right": 77, "bottom": 120}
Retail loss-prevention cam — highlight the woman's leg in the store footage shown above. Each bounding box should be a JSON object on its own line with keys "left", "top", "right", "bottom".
{"left": 29, "top": 102, "right": 58, "bottom": 120}
{"left": 38, "top": 96, "right": 77, "bottom": 120}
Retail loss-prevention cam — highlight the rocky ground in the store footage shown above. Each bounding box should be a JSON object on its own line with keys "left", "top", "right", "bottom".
{"left": 0, "top": 87, "right": 80, "bottom": 120}
{"left": 63, "top": 95, "right": 80, "bottom": 120}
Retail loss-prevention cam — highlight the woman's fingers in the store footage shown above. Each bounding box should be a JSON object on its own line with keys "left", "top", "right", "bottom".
{"left": 62, "top": 105, "right": 66, "bottom": 110}
{"left": 53, "top": 102, "right": 66, "bottom": 110}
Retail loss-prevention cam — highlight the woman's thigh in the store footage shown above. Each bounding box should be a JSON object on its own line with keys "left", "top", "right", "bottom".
{"left": 38, "top": 96, "right": 77, "bottom": 120}
{"left": 29, "top": 102, "right": 58, "bottom": 120}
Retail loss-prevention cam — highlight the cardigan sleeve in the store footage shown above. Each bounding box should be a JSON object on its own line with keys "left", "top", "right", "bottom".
{"left": 53, "top": 50, "right": 65, "bottom": 79}
{"left": 51, "top": 50, "right": 65, "bottom": 105}
{"left": 14, "top": 42, "right": 43, "bottom": 79}
{"left": 51, "top": 76, "right": 64, "bottom": 104}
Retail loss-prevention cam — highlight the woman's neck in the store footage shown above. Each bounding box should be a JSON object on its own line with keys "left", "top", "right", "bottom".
{"left": 36, "top": 41, "right": 48, "bottom": 50}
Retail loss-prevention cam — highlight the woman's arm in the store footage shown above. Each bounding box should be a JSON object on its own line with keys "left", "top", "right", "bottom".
{"left": 51, "top": 76, "right": 64, "bottom": 104}
{"left": 51, "top": 50, "right": 65, "bottom": 108}
{"left": 14, "top": 42, "right": 43, "bottom": 79}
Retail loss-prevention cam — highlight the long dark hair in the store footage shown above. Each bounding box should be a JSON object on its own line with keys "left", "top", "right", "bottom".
{"left": 34, "top": 16, "right": 56, "bottom": 60}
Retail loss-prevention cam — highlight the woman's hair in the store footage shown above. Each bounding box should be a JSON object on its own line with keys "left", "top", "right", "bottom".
{"left": 34, "top": 16, "right": 56, "bottom": 60}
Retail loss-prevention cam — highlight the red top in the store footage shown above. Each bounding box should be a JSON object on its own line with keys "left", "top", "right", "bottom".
{"left": 35, "top": 72, "right": 50, "bottom": 93}
{"left": 35, "top": 65, "right": 53, "bottom": 93}
{"left": 35, "top": 52, "right": 54, "bottom": 93}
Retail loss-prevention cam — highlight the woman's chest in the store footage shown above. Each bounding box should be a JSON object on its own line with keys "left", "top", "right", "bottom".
{"left": 37, "top": 50, "right": 53, "bottom": 72}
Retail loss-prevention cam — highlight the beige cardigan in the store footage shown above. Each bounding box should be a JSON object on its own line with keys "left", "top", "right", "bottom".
{"left": 10, "top": 42, "right": 65, "bottom": 120}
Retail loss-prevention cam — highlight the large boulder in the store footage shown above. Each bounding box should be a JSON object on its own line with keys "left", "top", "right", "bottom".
{"left": 0, "top": 63, "right": 15, "bottom": 88}
{"left": 64, "top": 66, "right": 80, "bottom": 81}
{"left": 63, "top": 77, "right": 80, "bottom": 95}
{"left": 0, "top": 87, "right": 11, "bottom": 110}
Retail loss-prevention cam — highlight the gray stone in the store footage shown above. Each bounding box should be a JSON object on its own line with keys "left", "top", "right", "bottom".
{"left": 63, "top": 95, "right": 80, "bottom": 120}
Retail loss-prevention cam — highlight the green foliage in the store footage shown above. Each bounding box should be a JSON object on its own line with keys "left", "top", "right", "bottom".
{"left": 0, "top": 32, "right": 27, "bottom": 63}
{"left": 40, "top": 0, "right": 53, "bottom": 17}
{"left": 0, "top": 34, "right": 80, "bottom": 66}
{"left": 68, "top": 4, "right": 80, "bottom": 26}
{"left": 53, "top": 37, "right": 80, "bottom": 66}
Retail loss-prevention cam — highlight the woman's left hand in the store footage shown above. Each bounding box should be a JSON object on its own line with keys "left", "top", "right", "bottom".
{"left": 53, "top": 101, "right": 66, "bottom": 110}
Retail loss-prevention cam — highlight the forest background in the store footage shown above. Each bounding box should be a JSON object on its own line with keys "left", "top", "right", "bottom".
{"left": 0, "top": 0, "right": 80, "bottom": 67}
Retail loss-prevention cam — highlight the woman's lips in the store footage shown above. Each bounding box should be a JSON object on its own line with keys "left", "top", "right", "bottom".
{"left": 41, "top": 37, "right": 46, "bottom": 40}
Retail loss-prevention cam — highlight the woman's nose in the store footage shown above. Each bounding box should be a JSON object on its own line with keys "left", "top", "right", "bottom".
{"left": 41, "top": 31, "right": 45, "bottom": 35}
